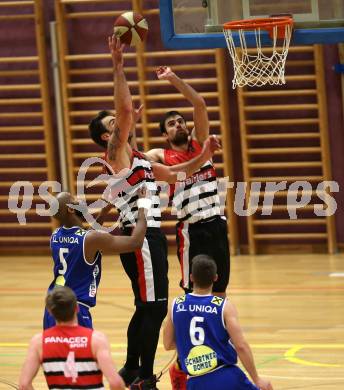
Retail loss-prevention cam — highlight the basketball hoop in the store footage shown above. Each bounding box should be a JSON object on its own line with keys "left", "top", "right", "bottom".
{"left": 223, "top": 17, "right": 293, "bottom": 88}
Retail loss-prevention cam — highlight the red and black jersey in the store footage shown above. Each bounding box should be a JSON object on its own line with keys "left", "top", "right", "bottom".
{"left": 104, "top": 149, "right": 161, "bottom": 228}
{"left": 164, "top": 140, "right": 220, "bottom": 223}
{"left": 42, "top": 325, "right": 104, "bottom": 390}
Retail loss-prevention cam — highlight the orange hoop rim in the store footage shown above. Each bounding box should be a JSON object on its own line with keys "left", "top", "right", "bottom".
{"left": 223, "top": 16, "right": 293, "bottom": 31}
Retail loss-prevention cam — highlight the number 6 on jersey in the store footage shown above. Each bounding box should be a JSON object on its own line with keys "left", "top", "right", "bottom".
{"left": 190, "top": 316, "right": 205, "bottom": 346}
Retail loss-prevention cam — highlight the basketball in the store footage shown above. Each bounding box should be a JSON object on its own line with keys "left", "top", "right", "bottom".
{"left": 113, "top": 11, "right": 148, "bottom": 46}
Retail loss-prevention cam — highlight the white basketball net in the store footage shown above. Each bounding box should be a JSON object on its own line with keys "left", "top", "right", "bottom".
{"left": 224, "top": 24, "right": 292, "bottom": 88}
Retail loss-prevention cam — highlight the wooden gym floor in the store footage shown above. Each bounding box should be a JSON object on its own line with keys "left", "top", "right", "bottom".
{"left": 0, "top": 253, "right": 343, "bottom": 390}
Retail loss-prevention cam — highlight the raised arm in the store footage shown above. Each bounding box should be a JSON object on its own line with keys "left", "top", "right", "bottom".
{"left": 19, "top": 334, "right": 42, "bottom": 390}
{"left": 107, "top": 36, "right": 132, "bottom": 170}
{"left": 152, "top": 135, "right": 220, "bottom": 184}
{"left": 224, "top": 302, "right": 273, "bottom": 390}
{"left": 84, "top": 189, "right": 148, "bottom": 261}
{"left": 91, "top": 330, "right": 125, "bottom": 390}
{"left": 156, "top": 66, "right": 209, "bottom": 144}
{"left": 145, "top": 148, "right": 164, "bottom": 163}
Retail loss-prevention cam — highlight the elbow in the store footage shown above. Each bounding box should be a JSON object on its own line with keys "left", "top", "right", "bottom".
{"left": 194, "top": 96, "right": 206, "bottom": 109}
{"left": 121, "top": 106, "right": 133, "bottom": 122}
{"left": 166, "top": 170, "right": 177, "bottom": 184}
{"left": 163, "top": 332, "right": 176, "bottom": 351}
{"left": 132, "top": 233, "right": 145, "bottom": 251}
{"left": 109, "top": 376, "right": 125, "bottom": 390}
{"left": 163, "top": 340, "right": 175, "bottom": 351}
{"left": 120, "top": 104, "right": 132, "bottom": 116}
{"left": 19, "top": 382, "right": 30, "bottom": 390}
{"left": 235, "top": 341, "right": 249, "bottom": 354}
{"left": 134, "top": 237, "right": 144, "bottom": 250}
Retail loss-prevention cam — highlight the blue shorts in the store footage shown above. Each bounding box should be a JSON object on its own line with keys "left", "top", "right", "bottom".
{"left": 187, "top": 365, "right": 259, "bottom": 390}
{"left": 43, "top": 304, "right": 93, "bottom": 329}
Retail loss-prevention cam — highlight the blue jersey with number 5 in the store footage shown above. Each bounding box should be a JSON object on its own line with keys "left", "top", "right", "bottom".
{"left": 172, "top": 293, "right": 237, "bottom": 376}
{"left": 49, "top": 226, "right": 102, "bottom": 307}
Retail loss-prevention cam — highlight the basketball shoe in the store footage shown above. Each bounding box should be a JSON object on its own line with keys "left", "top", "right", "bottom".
{"left": 118, "top": 366, "right": 140, "bottom": 386}
{"left": 129, "top": 375, "right": 159, "bottom": 390}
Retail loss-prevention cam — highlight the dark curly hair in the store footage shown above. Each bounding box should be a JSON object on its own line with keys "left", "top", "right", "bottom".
{"left": 89, "top": 110, "right": 112, "bottom": 149}
{"left": 159, "top": 110, "right": 186, "bottom": 134}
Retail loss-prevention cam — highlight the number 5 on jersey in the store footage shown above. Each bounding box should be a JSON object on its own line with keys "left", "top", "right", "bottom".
{"left": 55, "top": 248, "right": 69, "bottom": 286}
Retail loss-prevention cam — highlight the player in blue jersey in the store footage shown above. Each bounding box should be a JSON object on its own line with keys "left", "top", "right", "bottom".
{"left": 163, "top": 255, "right": 273, "bottom": 390}
{"left": 43, "top": 188, "right": 148, "bottom": 330}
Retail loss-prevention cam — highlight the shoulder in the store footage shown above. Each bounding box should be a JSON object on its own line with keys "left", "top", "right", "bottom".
{"left": 223, "top": 298, "right": 237, "bottom": 317}
{"left": 29, "top": 332, "right": 42, "bottom": 354}
{"left": 210, "top": 295, "right": 225, "bottom": 307}
{"left": 190, "top": 139, "right": 202, "bottom": 151}
{"left": 91, "top": 329, "right": 108, "bottom": 349}
{"left": 174, "top": 294, "right": 186, "bottom": 304}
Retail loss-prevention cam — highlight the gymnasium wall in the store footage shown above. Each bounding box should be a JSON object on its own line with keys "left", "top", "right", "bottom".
{"left": 1, "top": 0, "right": 344, "bottom": 254}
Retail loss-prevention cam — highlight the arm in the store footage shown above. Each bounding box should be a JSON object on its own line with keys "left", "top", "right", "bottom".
{"left": 156, "top": 66, "right": 209, "bottom": 144}
{"left": 163, "top": 303, "right": 176, "bottom": 350}
{"left": 19, "top": 334, "right": 42, "bottom": 390}
{"left": 144, "top": 148, "right": 165, "bottom": 163}
{"left": 93, "top": 202, "right": 114, "bottom": 226}
{"left": 92, "top": 331, "right": 125, "bottom": 390}
{"left": 85, "top": 207, "right": 147, "bottom": 261}
{"left": 107, "top": 36, "right": 132, "bottom": 170}
{"left": 152, "top": 135, "right": 220, "bottom": 184}
{"left": 224, "top": 302, "right": 273, "bottom": 390}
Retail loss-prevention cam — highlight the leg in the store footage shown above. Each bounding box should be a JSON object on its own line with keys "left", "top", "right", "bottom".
{"left": 176, "top": 222, "right": 193, "bottom": 293}
{"left": 130, "top": 230, "right": 169, "bottom": 387}
{"left": 211, "top": 218, "right": 230, "bottom": 296}
{"left": 138, "top": 304, "right": 168, "bottom": 379}
{"left": 119, "top": 252, "right": 142, "bottom": 385}
{"left": 125, "top": 307, "right": 143, "bottom": 370}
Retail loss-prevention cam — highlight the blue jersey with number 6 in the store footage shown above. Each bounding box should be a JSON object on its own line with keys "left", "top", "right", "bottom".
{"left": 172, "top": 293, "right": 237, "bottom": 376}
{"left": 49, "top": 226, "right": 102, "bottom": 307}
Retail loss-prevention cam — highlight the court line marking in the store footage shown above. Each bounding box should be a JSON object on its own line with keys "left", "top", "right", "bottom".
{"left": 329, "top": 272, "right": 344, "bottom": 277}
{"left": 284, "top": 345, "right": 343, "bottom": 368}
{"left": 1, "top": 342, "right": 344, "bottom": 348}
{"left": 1, "top": 286, "right": 344, "bottom": 292}
{"left": 262, "top": 374, "right": 344, "bottom": 381}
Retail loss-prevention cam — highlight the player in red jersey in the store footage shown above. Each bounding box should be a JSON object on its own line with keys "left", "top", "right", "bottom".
{"left": 19, "top": 286, "right": 124, "bottom": 390}
{"left": 145, "top": 66, "right": 231, "bottom": 390}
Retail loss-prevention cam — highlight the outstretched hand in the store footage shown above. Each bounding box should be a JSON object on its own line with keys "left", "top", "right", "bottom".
{"left": 108, "top": 35, "right": 125, "bottom": 69}
{"left": 201, "top": 135, "right": 221, "bottom": 161}
{"left": 156, "top": 66, "right": 174, "bottom": 80}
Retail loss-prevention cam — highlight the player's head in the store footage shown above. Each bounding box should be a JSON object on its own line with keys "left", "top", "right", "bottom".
{"left": 159, "top": 110, "right": 189, "bottom": 146}
{"left": 191, "top": 254, "right": 217, "bottom": 289}
{"left": 89, "top": 110, "right": 115, "bottom": 149}
{"left": 54, "top": 192, "right": 86, "bottom": 224}
{"left": 45, "top": 286, "right": 77, "bottom": 323}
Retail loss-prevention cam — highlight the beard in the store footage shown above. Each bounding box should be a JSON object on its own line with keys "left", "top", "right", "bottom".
{"left": 172, "top": 130, "right": 189, "bottom": 146}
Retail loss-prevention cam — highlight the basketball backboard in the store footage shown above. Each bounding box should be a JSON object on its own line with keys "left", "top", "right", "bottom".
{"left": 160, "top": 0, "right": 344, "bottom": 49}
